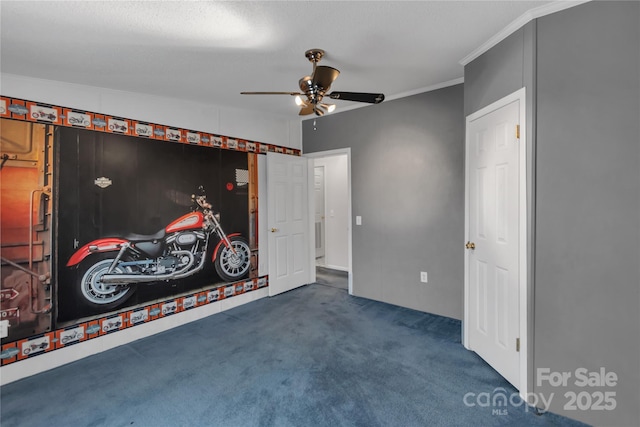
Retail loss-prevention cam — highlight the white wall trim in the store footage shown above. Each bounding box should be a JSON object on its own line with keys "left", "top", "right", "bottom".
{"left": 307, "top": 157, "right": 317, "bottom": 285}
{"left": 459, "top": 0, "right": 591, "bottom": 65}
{"left": 383, "top": 77, "right": 465, "bottom": 103}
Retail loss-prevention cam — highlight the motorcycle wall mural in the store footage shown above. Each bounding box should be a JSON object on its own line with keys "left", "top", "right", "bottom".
{"left": 56, "top": 127, "right": 256, "bottom": 322}
{"left": 65, "top": 185, "right": 251, "bottom": 311}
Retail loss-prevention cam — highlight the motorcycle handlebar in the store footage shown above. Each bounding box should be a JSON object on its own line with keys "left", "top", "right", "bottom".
{"left": 191, "top": 188, "right": 212, "bottom": 209}
{"left": 192, "top": 194, "right": 211, "bottom": 209}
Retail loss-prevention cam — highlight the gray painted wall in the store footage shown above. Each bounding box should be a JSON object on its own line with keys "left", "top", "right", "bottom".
{"left": 534, "top": 2, "right": 639, "bottom": 426}
{"left": 303, "top": 85, "right": 465, "bottom": 320}
{"left": 466, "top": 2, "right": 639, "bottom": 426}
{"left": 464, "top": 25, "right": 528, "bottom": 117}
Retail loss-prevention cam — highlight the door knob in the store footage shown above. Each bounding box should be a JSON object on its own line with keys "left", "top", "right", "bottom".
{"left": 270, "top": 228, "right": 279, "bottom": 233}
{"left": 465, "top": 241, "right": 476, "bottom": 250}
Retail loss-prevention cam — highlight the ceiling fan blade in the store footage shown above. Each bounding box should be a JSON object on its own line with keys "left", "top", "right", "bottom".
{"left": 299, "top": 105, "right": 315, "bottom": 116}
{"left": 328, "top": 91, "right": 385, "bottom": 104}
{"left": 240, "top": 92, "right": 302, "bottom": 96}
{"left": 312, "top": 66, "right": 340, "bottom": 90}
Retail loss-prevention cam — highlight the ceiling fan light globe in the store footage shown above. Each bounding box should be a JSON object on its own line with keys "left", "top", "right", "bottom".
{"left": 294, "top": 95, "right": 304, "bottom": 106}
{"left": 319, "top": 103, "right": 336, "bottom": 113}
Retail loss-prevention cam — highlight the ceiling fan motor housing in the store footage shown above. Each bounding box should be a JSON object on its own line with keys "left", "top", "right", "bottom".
{"left": 299, "top": 76, "right": 320, "bottom": 104}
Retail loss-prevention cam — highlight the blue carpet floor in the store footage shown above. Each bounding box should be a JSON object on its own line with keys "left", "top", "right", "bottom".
{"left": 0, "top": 281, "right": 588, "bottom": 426}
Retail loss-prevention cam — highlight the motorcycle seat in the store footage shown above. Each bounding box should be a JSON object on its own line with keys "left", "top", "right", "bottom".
{"left": 123, "top": 229, "right": 166, "bottom": 242}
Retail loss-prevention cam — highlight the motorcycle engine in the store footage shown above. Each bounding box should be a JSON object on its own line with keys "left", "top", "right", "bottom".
{"left": 175, "top": 231, "right": 198, "bottom": 246}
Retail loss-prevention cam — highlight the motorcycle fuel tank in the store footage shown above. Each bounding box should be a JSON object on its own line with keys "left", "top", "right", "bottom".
{"left": 165, "top": 211, "right": 204, "bottom": 233}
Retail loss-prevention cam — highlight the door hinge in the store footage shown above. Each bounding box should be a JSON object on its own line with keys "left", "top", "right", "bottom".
{"left": 515, "top": 124, "right": 520, "bottom": 140}
{"left": 516, "top": 338, "right": 520, "bottom": 352}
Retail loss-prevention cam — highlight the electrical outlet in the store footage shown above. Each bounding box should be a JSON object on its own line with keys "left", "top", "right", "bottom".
{"left": 420, "top": 271, "right": 428, "bottom": 283}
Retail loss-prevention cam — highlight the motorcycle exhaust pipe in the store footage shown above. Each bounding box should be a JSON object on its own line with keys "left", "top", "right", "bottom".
{"left": 100, "top": 274, "right": 179, "bottom": 285}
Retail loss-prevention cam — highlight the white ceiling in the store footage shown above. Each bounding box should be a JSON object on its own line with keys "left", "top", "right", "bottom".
{"left": 1, "top": 1, "right": 555, "bottom": 118}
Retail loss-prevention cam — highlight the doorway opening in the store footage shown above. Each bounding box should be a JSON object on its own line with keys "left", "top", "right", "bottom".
{"left": 305, "top": 148, "right": 352, "bottom": 294}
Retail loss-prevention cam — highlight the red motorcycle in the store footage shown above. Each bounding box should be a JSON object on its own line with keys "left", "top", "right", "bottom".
{"left": 66, "top": 187, "right": 251, "bottom": 310}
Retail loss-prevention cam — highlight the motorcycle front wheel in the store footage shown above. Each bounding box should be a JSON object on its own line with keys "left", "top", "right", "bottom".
{"left": 75, "top": 255, "right": 135, "bottom": 311}
{"left": 214, "top": 236, "right": 251, "bottom": 282}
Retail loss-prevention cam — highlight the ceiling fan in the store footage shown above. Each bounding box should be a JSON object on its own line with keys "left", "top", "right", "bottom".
{"left": 241, "top": 49, "right": 385, "bottom": 116}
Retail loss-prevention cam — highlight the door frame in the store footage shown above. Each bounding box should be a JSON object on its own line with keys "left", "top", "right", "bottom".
{"left": 313, "top": 164, "right": 326, "bottom": 262}
{"left": 463, "top": 88, "right": 529, "bottom": 397}
{"left": 304, "top": 148, "right": 353, "bottom": 294}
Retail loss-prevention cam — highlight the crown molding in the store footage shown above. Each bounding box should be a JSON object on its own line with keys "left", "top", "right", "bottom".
{"left": 384, "top": 77, "right": 465, "bottom": 102}
{"left": 300, "top": 77, "right": 465, "bottom": 121}
{"left": 459, "top": 0, "right": 591, "bottom": 66}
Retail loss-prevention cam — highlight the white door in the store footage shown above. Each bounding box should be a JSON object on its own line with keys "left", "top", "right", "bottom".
{"left": 465, "top": 91, "right": 525, "bottom": 389}
{"left": 314, "top": 166, "right": 326, "bottom": 261}
{"left": 267, "top": 152, "right": 312, "bottom": 296}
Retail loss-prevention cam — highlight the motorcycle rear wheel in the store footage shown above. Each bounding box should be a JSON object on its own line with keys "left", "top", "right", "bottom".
{"left": 76, "top": 255, "right": 135, "bottom": 311}
{"left": 214, "top": 236, "right": 251, "bottom": 282}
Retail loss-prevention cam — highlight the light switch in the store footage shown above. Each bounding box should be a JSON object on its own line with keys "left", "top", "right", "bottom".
{"left": 355, "top": 216, "right": 362, "bottom": 225}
